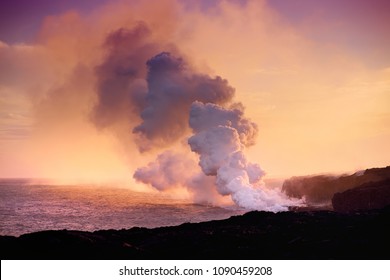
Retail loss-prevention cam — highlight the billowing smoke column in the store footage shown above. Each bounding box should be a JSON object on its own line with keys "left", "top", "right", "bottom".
{"left": 133, "top": 51, "right": 295, "bottom": 211}
{"left": 188, "top": 102, "right": 289, "bottom": 211}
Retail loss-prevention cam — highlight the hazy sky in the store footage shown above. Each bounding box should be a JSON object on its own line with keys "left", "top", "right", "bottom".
{"left": 0, "top": 0, "right": 389, "bottom": 182}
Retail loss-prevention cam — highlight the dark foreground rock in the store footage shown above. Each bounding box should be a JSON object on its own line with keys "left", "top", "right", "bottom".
{"left": 1, "top": 208, "right": 389, "bottom": 259}
{"left": 282, "top": 166, "right": 390, "bottom": 204}
{"left": 332, "top": 179, "right": 390, "bottom": 212}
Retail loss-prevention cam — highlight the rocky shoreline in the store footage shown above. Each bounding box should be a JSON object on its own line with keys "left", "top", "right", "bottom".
{"left": 2, "top": 166, "right": 390, "bottom": 260}
{"left": 1, "top": 207, "right": 389, "bottom": 260}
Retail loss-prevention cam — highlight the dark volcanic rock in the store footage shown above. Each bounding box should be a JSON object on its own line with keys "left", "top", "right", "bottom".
{"left": 1, "top": 208, "right": 390, "bottom": 260}
{"left": 332, "top": 179, "right": 390, "bottom": 212}
{"left": 282, "top": 166, "right": 390, "bottom": 204}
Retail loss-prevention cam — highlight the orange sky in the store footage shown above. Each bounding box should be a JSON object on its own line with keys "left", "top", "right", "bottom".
{"left": 0, "top": 0, "right": 389, "bottom": 183}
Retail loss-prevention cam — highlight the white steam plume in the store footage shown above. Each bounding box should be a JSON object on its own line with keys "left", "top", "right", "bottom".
{"left": 188, "top": 101, "right": 295, "bottom": 212}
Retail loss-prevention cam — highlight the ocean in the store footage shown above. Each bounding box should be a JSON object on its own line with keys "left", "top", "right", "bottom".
{"left": 0, "top": 179, "right": 244, "bottom": 237}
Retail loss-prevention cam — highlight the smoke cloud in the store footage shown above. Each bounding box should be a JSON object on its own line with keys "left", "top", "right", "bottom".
{"left": 134, "top": 150, "right": 194, "bottom": 191}
{"left": 189, "top": 101, "right": 258, "bottom": 147}
{"left": 132, "top": 53, "right": 296, "bottom": 211}
{"left": 92, "top": 23, "right": 158, "bottom": 129}
{"left": 133, "top": 52, "right": 234, "bottom": 151}
{"left": 133, "top": 150, "right": 223, "bottom": 205}
{"left": 188, "top": 101, "right": 293, "bottom": 211}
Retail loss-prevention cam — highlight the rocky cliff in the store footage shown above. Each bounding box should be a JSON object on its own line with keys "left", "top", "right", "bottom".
{"left": 282, "top": 166, "right": 390, "bottom": 205}
{"left": 332, "top": 179, "right": 390, "bottom": 212}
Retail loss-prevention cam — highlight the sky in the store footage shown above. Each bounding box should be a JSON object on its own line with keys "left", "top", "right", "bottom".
{"left": 0, "top": 0, "right": 389, "bottom": 185}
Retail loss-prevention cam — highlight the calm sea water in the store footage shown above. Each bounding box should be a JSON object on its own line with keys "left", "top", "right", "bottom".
{"left": 0, "top": 179, "right": 244, "bottom": 237}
